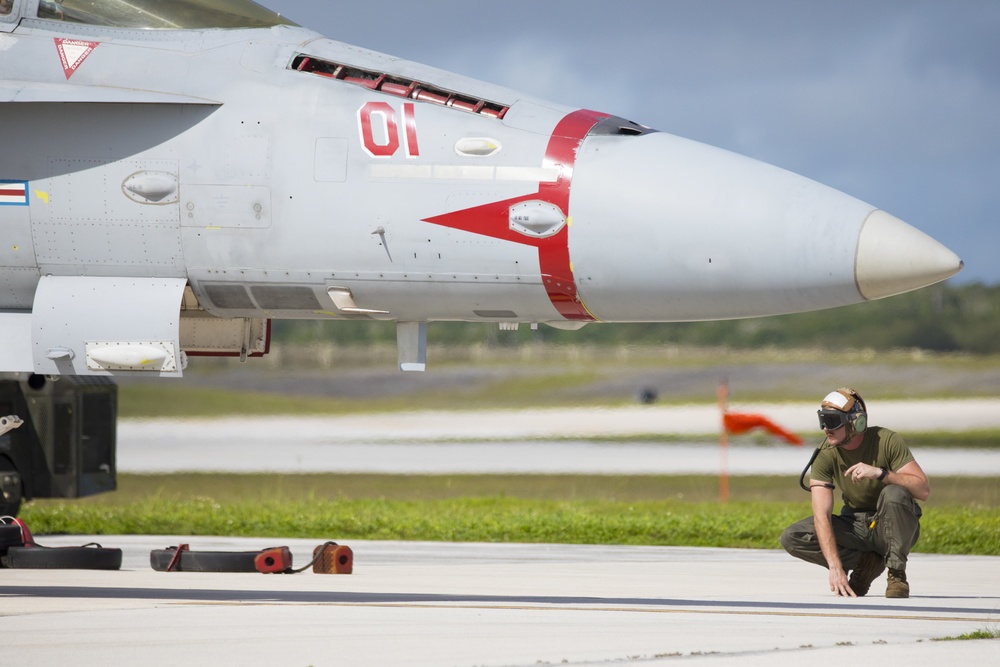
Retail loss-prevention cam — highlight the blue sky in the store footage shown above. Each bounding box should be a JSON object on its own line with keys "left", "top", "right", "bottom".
{"left": 264, "top": 1, "right": 999, "bottom": 285}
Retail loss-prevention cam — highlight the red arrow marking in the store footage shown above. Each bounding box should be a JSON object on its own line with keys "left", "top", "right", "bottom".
{"left": 423, "top": 109, "right": 608, "bottom": 321}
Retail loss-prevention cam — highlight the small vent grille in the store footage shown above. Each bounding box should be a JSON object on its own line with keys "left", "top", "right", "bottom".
{"left": 249, "top": 285, "right": 321, "bottom": 310}
{"left": 290, "top": 54, "right": 509, "bottom": 119}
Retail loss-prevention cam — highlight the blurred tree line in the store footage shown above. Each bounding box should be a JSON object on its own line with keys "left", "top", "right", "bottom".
{"left": 272, "top": 282, "right": 999, "bottom": 354}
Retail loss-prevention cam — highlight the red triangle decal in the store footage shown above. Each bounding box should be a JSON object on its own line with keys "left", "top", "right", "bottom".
{"left": 54, "top": 38, "right": 100, "bottom": 79}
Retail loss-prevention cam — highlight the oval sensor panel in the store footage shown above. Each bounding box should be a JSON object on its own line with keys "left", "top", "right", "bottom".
{"left": 455, "top": 137, "right": 501, "bottom": 157}
{"left": 122, "top": 171, "right": 179, "bottom": 204}
{"left": 508, "top": 200, "right": 566, "bottom": 238}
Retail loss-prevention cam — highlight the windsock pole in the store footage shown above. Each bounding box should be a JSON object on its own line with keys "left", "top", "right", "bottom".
{"left": 717, "top": 377, "right": 730, "bottom": 503}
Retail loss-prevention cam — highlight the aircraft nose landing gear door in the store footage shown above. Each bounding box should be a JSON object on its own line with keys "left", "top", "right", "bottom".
{"left": 31, "top": 276, "right": 188, "bottom": 377}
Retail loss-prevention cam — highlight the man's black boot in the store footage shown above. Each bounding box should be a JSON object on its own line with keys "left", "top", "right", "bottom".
{"left": 848, "top": 551, "right": 885, "bottom": 597}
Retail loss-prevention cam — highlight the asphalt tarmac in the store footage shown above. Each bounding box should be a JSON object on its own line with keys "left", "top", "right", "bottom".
{"left": 2, "top": 537, "right": 998, "bottom": 666}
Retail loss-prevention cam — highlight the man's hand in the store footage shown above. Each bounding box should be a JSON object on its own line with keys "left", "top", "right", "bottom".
{"left": 829, "top": 565, "right": 856, "bottom": 597}
{"left": 845, "top": 462, "right": 881, "bottom": 484}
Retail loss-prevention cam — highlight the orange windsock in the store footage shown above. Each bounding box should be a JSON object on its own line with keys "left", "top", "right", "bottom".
{"left": 723, "top": 412, "right": 803, "bottom": 446}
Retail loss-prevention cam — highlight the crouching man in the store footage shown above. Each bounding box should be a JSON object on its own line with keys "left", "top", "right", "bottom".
{"left": 780, "top": 388, "right": 929, "bottom": 598}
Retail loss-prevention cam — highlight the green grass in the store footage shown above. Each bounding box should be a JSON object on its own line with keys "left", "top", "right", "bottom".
{"left": 934, "top": 628, "right": 1000, "bottom": 641}
{"left": 906, "top": 431, "right": 1000, "bottom": 449}
{"left": 117, "top": 384, "right": 364, "bottom": 418}
{"left": 20, "top": 474, "right": 1000, "bottom": 555}
{"left": 116, "top": 374, "right": 615, "bottom": 417}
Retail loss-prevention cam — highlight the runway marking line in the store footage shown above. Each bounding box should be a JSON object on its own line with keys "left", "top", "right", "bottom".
{"left": 169, "top": 600, "right": 982, "bottom": 623}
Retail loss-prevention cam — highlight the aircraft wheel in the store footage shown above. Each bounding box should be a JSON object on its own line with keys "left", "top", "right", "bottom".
{"left": 0, "top": 523, "right": 23, "bottom": 556}
{"left": 0, "top": 456, "right": 21, "bottom": 518}
{"left": 2, "top": 545, "right": 123, "bottom": 570}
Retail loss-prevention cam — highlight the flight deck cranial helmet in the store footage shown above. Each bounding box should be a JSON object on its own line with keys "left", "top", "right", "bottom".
{"left": 817, "top": 388, "right": 868, "bottom": 436}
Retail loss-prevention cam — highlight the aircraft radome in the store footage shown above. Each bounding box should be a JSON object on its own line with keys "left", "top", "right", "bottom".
{"left": 0, "top": 0, "right": 963, "bottom": 514}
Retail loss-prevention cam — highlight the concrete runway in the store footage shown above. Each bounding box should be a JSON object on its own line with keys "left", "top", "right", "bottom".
{"left": 2, "top": 536, "right": 998, "bottom": 666}
{"left": 117, "top": 398, "right": 1000, "bottom": 475}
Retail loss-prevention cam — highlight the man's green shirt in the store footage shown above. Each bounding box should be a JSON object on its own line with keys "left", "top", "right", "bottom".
{"left": 811, "top": 427, "right": 915, "bottom": 512}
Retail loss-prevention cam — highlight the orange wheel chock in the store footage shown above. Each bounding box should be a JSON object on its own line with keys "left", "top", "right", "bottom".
{"left": 312, "top": 542, "right": 353, "bottom": 574}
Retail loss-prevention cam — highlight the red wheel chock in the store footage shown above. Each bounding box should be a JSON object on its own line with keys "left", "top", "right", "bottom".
{"left": 254, "top": 546, "right": 293, "bottom": 574}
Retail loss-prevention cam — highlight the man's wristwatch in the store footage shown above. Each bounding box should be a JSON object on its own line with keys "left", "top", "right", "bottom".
{"left": 877, "top": 467, "right": 888, "bottom": 481}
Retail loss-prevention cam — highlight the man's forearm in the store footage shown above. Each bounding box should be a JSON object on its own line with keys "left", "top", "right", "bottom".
{"left": 814, "top": 515, "right": 842, "bottom": 571}
{"left": 884, "top": 469, "right": 930, "bottom": 501}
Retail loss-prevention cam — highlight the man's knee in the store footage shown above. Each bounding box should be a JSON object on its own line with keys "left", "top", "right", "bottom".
{"left": 779, "top": 525, "right": 796, "bottom": 553}
{"left": 878, "top": 484, "right": 921, "bottom": 520}
{"left": 779, "top": 518, "right": 814, "bottom": 554}
{"left": 880, "top": 484, "right": 914, "bottom": 504}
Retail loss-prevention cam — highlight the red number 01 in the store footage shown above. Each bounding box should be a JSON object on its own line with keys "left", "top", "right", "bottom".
{"left": 358, "top": 101, "right": 419, "bottom": 158}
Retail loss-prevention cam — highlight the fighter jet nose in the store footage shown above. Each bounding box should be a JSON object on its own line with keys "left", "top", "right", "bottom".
{"left": 855, "top": 210, "right": 964, "bottom": 300}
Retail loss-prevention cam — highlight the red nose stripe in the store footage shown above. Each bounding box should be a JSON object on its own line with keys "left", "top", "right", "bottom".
{"left": 423, "top": 109, "right": 608, "bottom": 321}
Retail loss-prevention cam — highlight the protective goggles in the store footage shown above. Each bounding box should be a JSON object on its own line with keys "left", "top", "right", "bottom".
{"left": 817, "top": 409, "right": 850, "bottom": 431}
